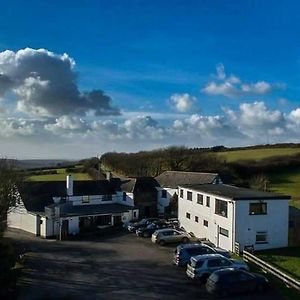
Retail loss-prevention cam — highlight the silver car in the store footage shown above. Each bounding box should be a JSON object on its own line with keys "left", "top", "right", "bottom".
{"left": 186, "top": 253, "right": 249, "bottom": 282}
{"left": 151, "top": 228, "right": 190, "bottom": 245}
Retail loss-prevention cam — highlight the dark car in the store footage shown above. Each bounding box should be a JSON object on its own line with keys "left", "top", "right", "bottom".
{"left": 136, "top": 222, "right": 169, "bottom": 237}
{"left": 127, "top": 218, "right": 158, "bottom": 232}
{"left": 173, "top": 243, "right": 231, "bottom": 267}
{"left": 206, "top": 268, "right": 269, "bottom": 297}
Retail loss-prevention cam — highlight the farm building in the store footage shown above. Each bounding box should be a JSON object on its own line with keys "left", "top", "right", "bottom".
{"left": 178, "top": 184, "right": 290, "bottom": 252}
{"left": 155, "top": 171, "right": 222, "bottom": 214}
{"left": 7, "top": 175, "right": 139, "bottom": 238}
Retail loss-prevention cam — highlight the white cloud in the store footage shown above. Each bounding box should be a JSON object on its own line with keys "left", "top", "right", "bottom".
{"left": 169, "top": 93, "right": 198, "bottom": 113}
{"left": 0, "top": 48, "right": 120, "bottom": 117}
{"left": 203, "top": 64, "right": 279, "bottom": 98}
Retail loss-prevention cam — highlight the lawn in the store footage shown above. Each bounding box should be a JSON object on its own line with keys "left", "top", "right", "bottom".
{"left": 257, "top": 247, "right": 300, "bottom": 280}
{"left": 217, "top": 147, "right": 300, "bottom": 163}
{"left": 268, "top": 167, "right": 300, "bottom": 209}
{"left": 28, "top": 172, "right": 91, "bottom": 181}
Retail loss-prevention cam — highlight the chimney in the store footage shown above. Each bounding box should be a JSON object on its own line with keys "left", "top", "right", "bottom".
{"left": 106, "top": 172, "right": 112, "bottom": 181}
{"left": 66, "top": 175, "right": 74, "bottom": 196}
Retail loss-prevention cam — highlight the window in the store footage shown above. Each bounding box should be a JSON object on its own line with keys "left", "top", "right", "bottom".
{"left": 219, "top": 227, "right": 229, "bottom": 237}
{"left": 195, "top": 216, "right": 199, "bottom": 223}
{"left": 187, "top": 191, "right": 193, "bottom": 201}
{"left": 161, "top": 190, "right": 167, "bottom": 198}
{"left": 206, "top": 196, "right": 210, "bottom": 207}
{"left": 133, "top": 211, "right": 137, "bottom": 218}
{"left": 249, "top": 203, "right": 267, "bottom": 215}
{"left": 220, "top": 258, "right": 231, "bottom": 267}
{"left": 123, "top": 192, "right": 127, "bottom": 201}
{"left": 256, "top": 231, "right": 268, "bottom": 244}
{"left": 215, "top": 199, "right": 228, "bottom": 217}
{"left": 180, "top": 189, "right": 183, "bottom": 198}
{"left": 102, "top": 194, "right": 112, "bottom": 201}
{"left": 203, "top": 220, "right": 208, "bottom": 227}
{"left": 197, "top": 194, "right": 203, "bottom": 205}
{"left": 82, "top": 195, "right": 90, "bottom": 203}
{"left": 186, "top": 212, "right": 191, "bottom": 219}
{"left": 207, "top": 259, "right": 221, "bottom": 268}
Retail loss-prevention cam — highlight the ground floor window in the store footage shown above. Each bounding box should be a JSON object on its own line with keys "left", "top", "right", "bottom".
{"left": 256, "top": 231, "right": 268, "bottom": 244}
{"left": 219, "top": 227, "right": 229, "bottom": 237}
{"left": 203, "top": 220, "right": 208, "bottom": 227}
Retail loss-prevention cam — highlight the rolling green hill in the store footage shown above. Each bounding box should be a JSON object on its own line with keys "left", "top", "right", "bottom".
{"left": 217, "top": 147, "right": 300, "bottom": 163}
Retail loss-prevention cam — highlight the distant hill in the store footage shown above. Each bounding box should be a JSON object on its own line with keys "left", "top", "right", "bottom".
{"left": 16, "top": 159, "right": 76, "bottom": 170}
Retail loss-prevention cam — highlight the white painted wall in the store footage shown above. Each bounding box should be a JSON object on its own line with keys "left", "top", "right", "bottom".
{"left": 115, "top": 191, "right": 135, "bottom": 206}
{"left": 178, "top": 187, "right": 233, "bottom": 250}
{"left": 7, "top": 202, "right": 39, "bottom": 235}
{"left": 235, "top": 199, "right": 289, "bottom": 251}
{"left": 157, "top": 188, "right": 177, "bottom": 214}
{"left": 67, "top": 217, "right": 80, "bottom": 235}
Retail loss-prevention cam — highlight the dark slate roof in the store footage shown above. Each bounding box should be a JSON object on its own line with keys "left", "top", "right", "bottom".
{"left": 179, "top": 184, "right": 291, "bottom": 200}
{"left": 59, "top": 203, "right": 136, "bottom": 217}
{"left": 155, "top": 171, "right": 219, "bottom": 189}
{"left": 18, "top": 180, "right": 118, "bottom": 213}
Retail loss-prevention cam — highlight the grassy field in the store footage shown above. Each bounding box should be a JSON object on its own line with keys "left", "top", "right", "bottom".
{"left": 27, "top": 166, "right": 91, "bottom": 181}
{"left": 269, "top": 168, "right": 300, "bottom": 209}
{"left": 257, "top": 247, "right": 300, "bottom": 280}
{"left": 217, "top": 147, "right": 300, "bottom": 163}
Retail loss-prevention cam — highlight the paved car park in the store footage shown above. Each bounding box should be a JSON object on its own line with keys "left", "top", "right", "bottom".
{"left": 5, "top": 229, "right": 284, "bottom": 300}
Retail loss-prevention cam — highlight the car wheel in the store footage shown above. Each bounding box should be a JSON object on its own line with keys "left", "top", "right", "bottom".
{"left": 182, "top": 237, "right": 189, "bottom": 243}
{"left": 159, "top": 240, "right": 166, "bottom": 246}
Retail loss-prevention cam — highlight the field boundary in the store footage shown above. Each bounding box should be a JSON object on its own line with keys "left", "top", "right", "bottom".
{"left": 243, "top": 250, "right": 300, "bottom": 292}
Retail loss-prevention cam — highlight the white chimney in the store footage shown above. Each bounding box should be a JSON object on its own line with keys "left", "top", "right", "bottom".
{"left": 66, "top": 175, "right": 74, "bottom": 196}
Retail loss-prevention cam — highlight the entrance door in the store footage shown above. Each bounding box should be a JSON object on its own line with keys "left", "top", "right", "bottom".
{"left": 61, "top": 220, "right": 69, "bottom": 239}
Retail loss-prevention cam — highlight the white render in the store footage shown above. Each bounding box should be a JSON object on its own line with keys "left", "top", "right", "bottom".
{"left": 156, "top": 187, "right": 177, "bottom": 214}
{"left": 178, "top": 185, "right": 289, "bottom": 252}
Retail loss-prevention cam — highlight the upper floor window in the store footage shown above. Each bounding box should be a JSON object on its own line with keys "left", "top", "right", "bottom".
{"left": 206, "top": 196, "right": 210, "bottom": 207}
{"left": 195, "top": 216, "right": 199, "bottom": 223}
{"left": 186, "top": 212, "right": 191, "bottom": 219}
{"left": 180, "top": 189, "right": 183, "bottom": 198}
{"left": 203, "top": 220, "right": 208, "bottom": 227}
{"left": 197, "top": 194, "right": 203, "bottom": 205}
{"left": 215, "top": 199, "right": 228, "bottom": 218}
{"left": 187, "top": 191, "right": 193, "bottom": 201}
{"left": 249, "top": 203, "right": 267, "bottom": 215}
{"left": 161, "top": 190, "right": 167, "bottom": 198}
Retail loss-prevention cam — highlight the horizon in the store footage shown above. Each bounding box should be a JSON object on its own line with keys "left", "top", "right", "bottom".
{"left": 1, "top": 1, "right": 300, "bottom": 158}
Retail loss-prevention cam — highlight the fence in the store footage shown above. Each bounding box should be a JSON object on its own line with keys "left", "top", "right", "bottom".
{"left": 243, "top": 250, "right": 300, "bottom": 292}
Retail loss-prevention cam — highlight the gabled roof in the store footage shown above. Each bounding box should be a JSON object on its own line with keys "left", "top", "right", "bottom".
{"left": 18, "top": 180, "right": 118, "bottom": 213}
{"left": 179, "top": 184, "right": 291, "bottom": 200}
{"left": 155, "top": 171, "right": 220, "bottom": 189}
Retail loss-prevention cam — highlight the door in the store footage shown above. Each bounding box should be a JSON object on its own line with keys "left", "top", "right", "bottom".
{"left": 61, "top": 220, "right": 69, "bottom": 239}
{"left": 144, "top": 206, "right": 151, "bottom": 217}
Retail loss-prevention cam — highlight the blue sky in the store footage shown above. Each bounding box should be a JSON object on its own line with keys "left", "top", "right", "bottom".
{"left": 0, "top": 1, "right": 300, "bottom": 158}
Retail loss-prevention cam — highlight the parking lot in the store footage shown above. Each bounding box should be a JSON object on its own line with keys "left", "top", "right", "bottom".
{"left": 6, "top": 228, "right": 284, "bottom": 300}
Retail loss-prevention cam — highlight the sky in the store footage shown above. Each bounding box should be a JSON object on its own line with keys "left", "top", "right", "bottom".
{"left": 1, "top": 0, "right": 300, "bottom": 158}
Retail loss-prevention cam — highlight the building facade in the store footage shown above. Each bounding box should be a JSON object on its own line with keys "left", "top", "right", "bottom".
{"left": 8, "top": 175, "right": 139, "bottom": 238}
{"left": 178, "top": 184, "right": 290, "bottom": 252}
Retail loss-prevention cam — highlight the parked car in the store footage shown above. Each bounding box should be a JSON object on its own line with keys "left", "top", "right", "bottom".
{"left": 186, "top": 254, "right": 249, "bottom": 282}
{"left": 151, "top": 228, "right": 190, "bottom": 245}
{"left": 127, "top": 218, "right": 158, "bottom": 232}
{"left": 173, "top": 243, "right": 231, "bottom": 267}
{"left": 206, "top": 268, "right": 269, "bottom": 297}
{"left": 136, "top": 221, "right": 169, "bottom": 238}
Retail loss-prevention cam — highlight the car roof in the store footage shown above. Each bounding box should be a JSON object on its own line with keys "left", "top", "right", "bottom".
{"left": 177, "top": 243, "right": 211, "bottom": 250}
{"left": 192, "top": 253, "right": 224, "bottom": 261}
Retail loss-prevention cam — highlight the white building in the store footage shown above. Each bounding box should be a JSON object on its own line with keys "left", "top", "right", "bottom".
{"left": 178, "top": 184, "right": 290, "bottom": 252}
{"left": 155, "top": 171, "right": 222, "bottom": 214}
{"left": 7, "top": 175, "right": 139, "bottom": 238}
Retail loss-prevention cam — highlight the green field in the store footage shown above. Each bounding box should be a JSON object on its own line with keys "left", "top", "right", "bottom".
{"left": 217, "top": 147, "right": 300, "bottom": 163}
{"left": 27, "top": 166, "right": 91, "bottom": 181}
{"left": 268, "top": 168, "right": 300, "bottom": 209}
{"left": 257, "top": 247, "right": 300, "bottom": 280}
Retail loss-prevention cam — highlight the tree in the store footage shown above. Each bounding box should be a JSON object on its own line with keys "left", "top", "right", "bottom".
{"left": 249, "top": 173, "right": 270, "bottom": 191}
{"left": 0, "top": 159, "right": 23, "bottom": 235}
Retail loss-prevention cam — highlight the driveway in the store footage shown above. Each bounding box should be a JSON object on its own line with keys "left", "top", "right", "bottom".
{"left": 5, "top": 229, "right": 284, "bottom": 300}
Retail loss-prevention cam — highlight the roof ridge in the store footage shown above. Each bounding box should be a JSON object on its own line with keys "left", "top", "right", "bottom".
{"left": 158, "top": 171, "right": 218, "bottom": 176}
